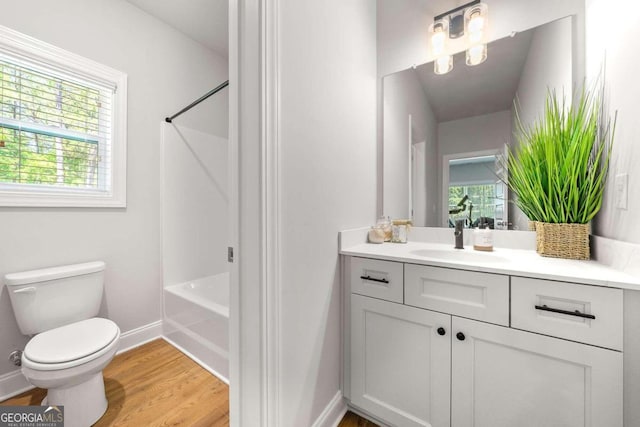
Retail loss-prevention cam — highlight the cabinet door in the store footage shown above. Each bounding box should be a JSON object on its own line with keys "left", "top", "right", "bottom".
{"left": 451, "top": 317, "right": 622, "bottom": 427}
{"left": 351, "top": 294, "right": 451, "bottom": 427}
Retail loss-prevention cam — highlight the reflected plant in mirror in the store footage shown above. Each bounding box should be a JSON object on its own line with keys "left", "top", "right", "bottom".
{"left": 382, "top": 16, "right": 574, "bottom": 230}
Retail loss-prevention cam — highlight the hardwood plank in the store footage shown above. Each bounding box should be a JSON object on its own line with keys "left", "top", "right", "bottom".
{"left": 1, "top": 339, "right": 229, "bottom": 426}
{"left": 338, "top": 410, "right": 380, "bottom": 427}
{"left": 2, "top": 339, "right": 373, "bottom": 427}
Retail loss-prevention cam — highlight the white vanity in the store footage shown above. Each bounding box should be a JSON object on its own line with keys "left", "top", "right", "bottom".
{"left": 340, "top": 228, "right": 640, "bottom": 427}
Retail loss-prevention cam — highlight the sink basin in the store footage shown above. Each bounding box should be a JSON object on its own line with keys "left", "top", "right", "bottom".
{"left": 410, "top": 248, "right": 507, "bottom": 263}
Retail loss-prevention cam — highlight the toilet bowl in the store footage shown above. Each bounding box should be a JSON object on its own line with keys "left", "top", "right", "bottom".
{"left": 5, "top": 262, "right": 120, "bottom": 427}
{"left": 21, "top": 318, "right": 120, "bottom": 426}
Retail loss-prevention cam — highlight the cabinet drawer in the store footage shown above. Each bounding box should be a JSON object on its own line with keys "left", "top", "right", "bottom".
{"left": 404, "top": 264, "right": 509, "bottom": 326}
{"left": 511, "top": 277, "right": 623, "bottom": 350}
{"left": 350, "top": 257, "right": 403, "bottom": 303}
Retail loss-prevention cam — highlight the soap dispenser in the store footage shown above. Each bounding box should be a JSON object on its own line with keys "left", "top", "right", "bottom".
{"left": 473, "top": 222, "right": 493, "bottom": 252}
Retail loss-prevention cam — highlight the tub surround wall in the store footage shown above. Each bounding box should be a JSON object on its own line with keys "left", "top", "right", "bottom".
{"left": 0, "top": 0, "right": 228, "bottom": 379}
{"left": 162, "top": 124, "right": 229, "bottom": 287}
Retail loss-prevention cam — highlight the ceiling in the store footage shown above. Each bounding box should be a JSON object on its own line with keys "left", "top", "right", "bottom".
{"left": 126, "top": 0, "right": 228, "bottom": 57}
{"left": 414, "top": 29, "right": 535, "bottom": 123}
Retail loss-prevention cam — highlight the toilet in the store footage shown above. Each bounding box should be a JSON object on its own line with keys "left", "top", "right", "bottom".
{"left": 5, "top": 261, "right": 120, "bottom": 427}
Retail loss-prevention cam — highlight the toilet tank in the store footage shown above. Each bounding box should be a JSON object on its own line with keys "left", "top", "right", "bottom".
{"left": 4, "top": 261, "right": 106, "bottom": 335}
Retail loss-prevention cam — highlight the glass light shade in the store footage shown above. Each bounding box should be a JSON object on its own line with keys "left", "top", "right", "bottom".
{"left": 434, "top": 55, "right": 453, "bottom": 74}
{"left": 466, "top": 44, "right": 487, "bottom": 66}
{"left": 464, "top": 3, "right": 489, "bottom": 46}
{"left": 429, "top": 19, "right": 449, "bottom": 58}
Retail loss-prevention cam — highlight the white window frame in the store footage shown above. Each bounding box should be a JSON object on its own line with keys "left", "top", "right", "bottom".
{"left": 0, "top": 25, "right": 127, "bottom": 207}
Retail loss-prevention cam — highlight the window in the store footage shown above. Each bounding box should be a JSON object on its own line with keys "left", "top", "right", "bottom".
{"left": 449, "top": 183, "right": 497, "bottom": 227}
{"left": 0, "top": 25, "right": 127, "bottom": 207}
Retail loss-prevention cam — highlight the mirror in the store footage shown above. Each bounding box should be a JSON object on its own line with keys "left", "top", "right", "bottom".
{"left": 382, "top": 16, "right": 573, "bottom": 230}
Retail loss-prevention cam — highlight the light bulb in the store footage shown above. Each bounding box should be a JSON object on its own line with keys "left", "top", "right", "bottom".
{"left": 466, "top": 44, "right": 487, "bottom": 66}
{"left": 464, "top": 4, "right": 489, "bottom": 49}
{"left": 434, "top": 55, "right": 453, "bottom": 74}
{"left": 468, "top": 13, "right": 484, "bottom": 44}
{"left": 429, "top": 19, "right": 449, "bottom": 59}
{"left": 431, "top": 30, "right": 446, "bottom": 56}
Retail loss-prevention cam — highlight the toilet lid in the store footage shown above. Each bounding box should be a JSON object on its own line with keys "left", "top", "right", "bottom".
{"left": 24, "top": 318, "right": 119, "bottom": 364}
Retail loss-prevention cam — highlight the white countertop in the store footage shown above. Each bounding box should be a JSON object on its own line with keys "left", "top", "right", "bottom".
{"left": 340, "top": 238, "right": 640, "bottom": 290}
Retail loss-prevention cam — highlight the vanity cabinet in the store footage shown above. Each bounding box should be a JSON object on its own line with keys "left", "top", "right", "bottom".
{"left": 345, "top": 256, "right": 623, "bottom": 427}
{"left": 351, "top": 294, "right": 451, "bottom": 427}
{"left": 451, "top": 317, "right": 622, "bottom": 427}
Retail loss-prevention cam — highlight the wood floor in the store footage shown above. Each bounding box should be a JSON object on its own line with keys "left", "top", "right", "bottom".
{"left": 338, "top": 411, "right": 380, "bottom": 426}
{"left": 1, "top": 338, "right": 376, "bottom": 426}
{"left": 1, "top": 339, "right": 229, "bottom": 426}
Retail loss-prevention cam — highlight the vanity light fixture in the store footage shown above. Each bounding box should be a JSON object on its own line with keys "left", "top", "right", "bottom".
{"left": 429, "top": 0, "right": 489, "bottom": 74}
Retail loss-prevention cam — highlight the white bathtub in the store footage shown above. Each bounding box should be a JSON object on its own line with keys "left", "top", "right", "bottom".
{"left": 163, "top": 273, "right": 229, "bottom": 383}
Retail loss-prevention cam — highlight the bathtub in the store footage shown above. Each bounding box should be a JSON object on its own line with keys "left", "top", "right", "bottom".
{"left": 163, "top": 273, "right": 229, "bottom": 383}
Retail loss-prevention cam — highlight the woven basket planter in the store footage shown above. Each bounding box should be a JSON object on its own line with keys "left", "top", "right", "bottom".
{"left": 535, "top": 222, "right": 590, "bottom": 260}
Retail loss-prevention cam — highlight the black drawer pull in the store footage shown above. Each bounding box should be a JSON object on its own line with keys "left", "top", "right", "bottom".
{"left": 534, "top": 304, "right": 596, "bottom": 320}
{"left": 360, "top": 275, "right": 389, "bottom": 284}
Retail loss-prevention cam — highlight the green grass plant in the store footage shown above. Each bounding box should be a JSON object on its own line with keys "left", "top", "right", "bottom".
{"left": 505, "top": 82, "right": 616, "bottom": 224}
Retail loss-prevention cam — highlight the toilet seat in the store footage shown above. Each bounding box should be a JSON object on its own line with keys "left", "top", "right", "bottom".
{"left": 23, "top": 318, "right": 120, "bottom": 371}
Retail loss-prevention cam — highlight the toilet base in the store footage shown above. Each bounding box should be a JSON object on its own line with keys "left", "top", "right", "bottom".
{"left": 44, "top": 372, "right": 108, "bottom": 427}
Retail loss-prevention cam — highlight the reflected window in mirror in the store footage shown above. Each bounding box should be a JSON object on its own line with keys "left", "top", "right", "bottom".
{"left": 447, "top": 155, "right": 505, "bottom": 229}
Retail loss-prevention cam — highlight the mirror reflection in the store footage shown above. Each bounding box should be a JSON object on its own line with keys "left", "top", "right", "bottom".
{"left": 383, "top": 16, "right": 573, "bottom": 230}
{"left": 445, "top": 154, "right": 507, "bottom": 229}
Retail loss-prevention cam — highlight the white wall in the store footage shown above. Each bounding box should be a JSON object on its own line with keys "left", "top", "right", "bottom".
{"left": 586, "top": 0, "right": 640, "bottom": 244}
{"left": 0, "top": 0, "right": 228, "bottom": 377}
{"left": 277, "top": 0, "right": 377, "bottom": 425}
{"left": 383, "top": 68, "right": 438, "bottom": 224}
{"left": 515, "top": 17, "right": 573, "bottom": 135}
{"left": 162, "top": 125, "right": 228, "bottom": 287}
{"left": 438, "top": 110, "right": 511, "bottom": 158}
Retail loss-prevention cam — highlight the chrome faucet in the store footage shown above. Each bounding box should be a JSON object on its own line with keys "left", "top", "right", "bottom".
{"left": 454, "top": 219, "right": 465, "bottom": 249}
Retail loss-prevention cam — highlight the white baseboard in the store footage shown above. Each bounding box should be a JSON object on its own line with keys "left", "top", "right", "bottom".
{"left": 117, "top": 320, "right": 163, "bottom": 354}
{"left": 312, "top": 391, "right": 347, "bottom": 427}
{"left": 0, "top": 370, "right": 33, "bottom": 403}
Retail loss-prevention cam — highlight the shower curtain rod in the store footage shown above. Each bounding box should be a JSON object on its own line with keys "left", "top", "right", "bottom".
{"left": 165, "top": 80, "right": 229, "bottom": 123}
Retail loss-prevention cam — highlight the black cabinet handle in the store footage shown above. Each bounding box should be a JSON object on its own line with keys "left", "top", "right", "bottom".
{"left": 456, "top": 332, "right": 465, "bottom": 341}
{"left": 535, "top": 304, "right": 596, "bottom": 320}
{"left": 437, "top": 327, "right": 446, "bottom": 336}
{"left": 360, "top": 275, "right": 389, "bottom": 284}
